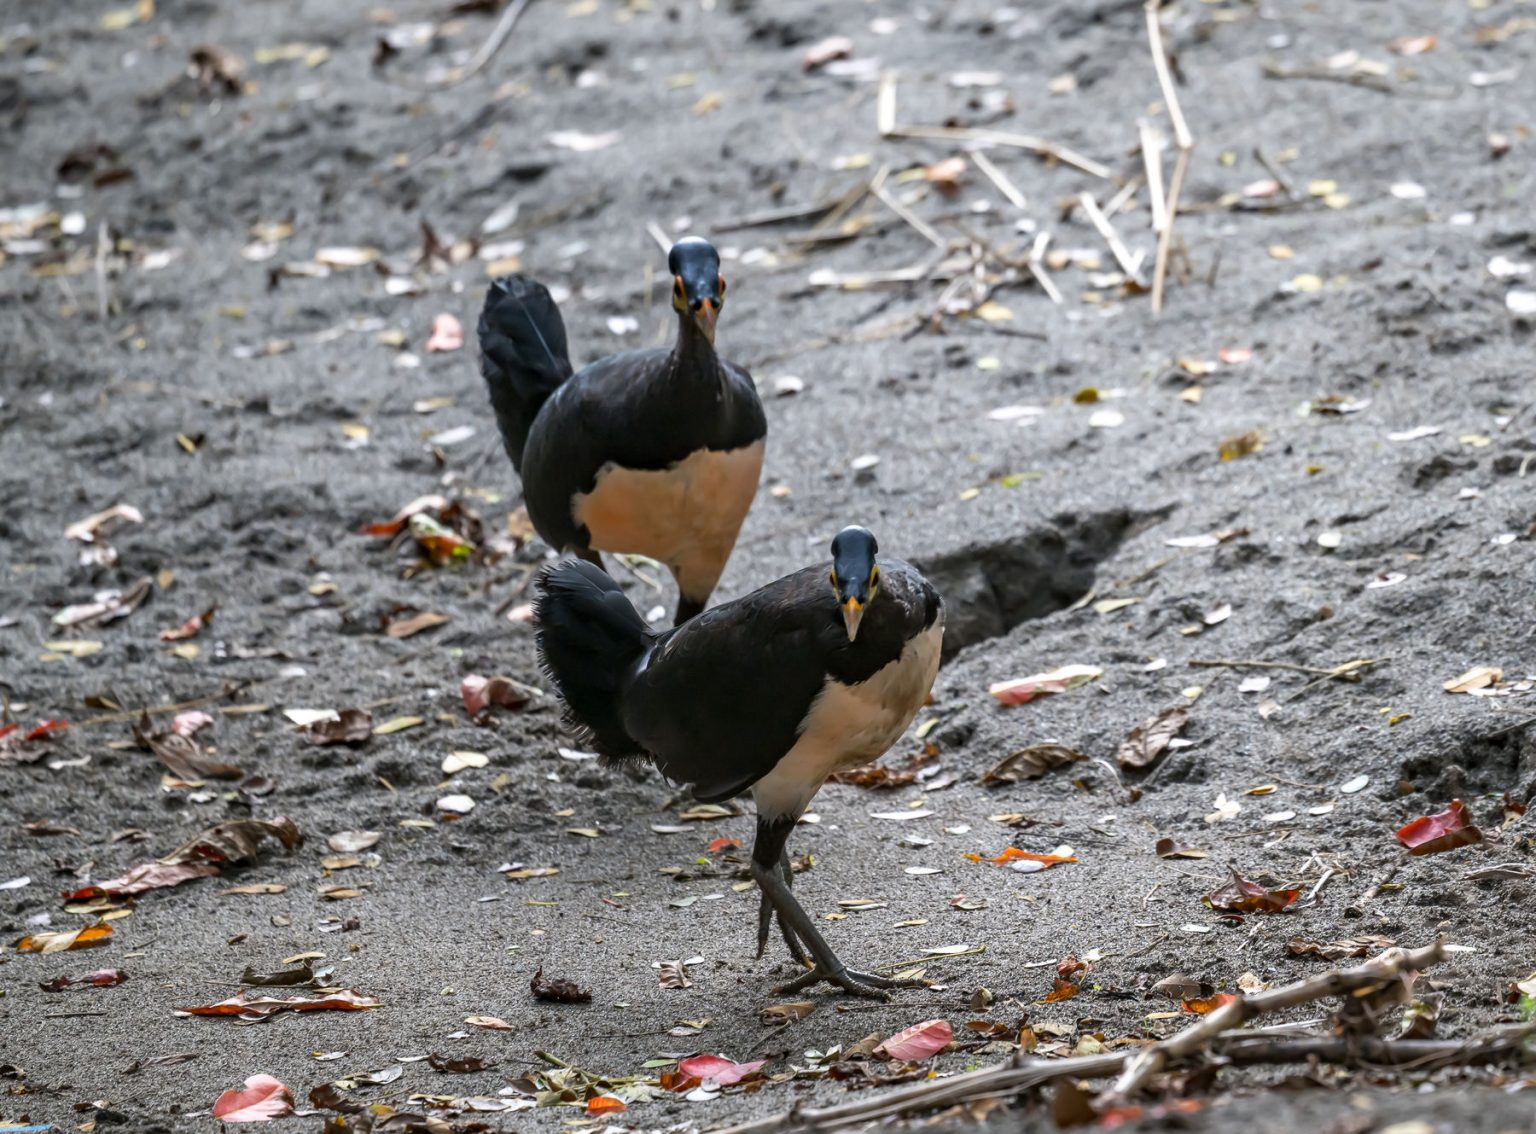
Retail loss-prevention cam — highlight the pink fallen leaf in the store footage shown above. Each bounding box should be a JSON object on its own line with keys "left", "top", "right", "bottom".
{"left": 675, "top": 1054, "right": 767, "bottom": 1088}
{"left": 461, "top": 674, "right": 536, "bottom": 719}
{"left": 988, "top": 665, "right": 1102, "bottom": 706}
{"left": 171, "top": 710, "right": 216, "bottom": 738}
{"left": 425, "top": 312, "right": 464, "bottom": 353}
{"left": 875, "top": 1018, "right": 953, "bottom": 1061}
{"left": 213, "top": 1074, "right": 293, "bottom": 1123}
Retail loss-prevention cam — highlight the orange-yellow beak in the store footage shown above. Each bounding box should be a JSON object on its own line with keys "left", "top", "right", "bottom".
{"left": 841, "top": 597, "right": 864, "bottom": 641}
{"left": 693, "top": 297, "right": 718, "bottom": 344}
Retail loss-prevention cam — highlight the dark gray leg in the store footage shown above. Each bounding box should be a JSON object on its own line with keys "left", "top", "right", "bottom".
{"left": 750, "top": 816, "right": 923, "bottom": 999}
{"left": 756, "top": 848, "right": 809, "bottom": 966}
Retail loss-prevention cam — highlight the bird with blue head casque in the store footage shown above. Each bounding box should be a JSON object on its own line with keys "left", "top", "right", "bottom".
{"left": 535, "top": 525, "right": 945, "bottom": 998}
{"left": 478, "top": 237, "right": 766, "bottom": 625}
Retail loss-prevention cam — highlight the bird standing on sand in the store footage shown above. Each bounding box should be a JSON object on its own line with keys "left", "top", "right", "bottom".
{"left": 478, "top": 237, "right": 766, "bottom": 625}
{"left": 536, "top": 526, "right": 944, "bottom": 998}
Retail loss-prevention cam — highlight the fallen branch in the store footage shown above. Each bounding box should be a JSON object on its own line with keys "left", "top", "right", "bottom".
{"left": 1213, "top": 1024, "right": 1536, "bottom": 1069}
{"left": 1144, "top": 1, "right": 1194, "bottom": 315}
{"left": 1189, "top": 657, "right": 1375, "bottom": 680}
{"left": 710, "top": 941, "right": 1452, "bottom": 1134}
{"left": 1027, "top": 231, "right": 1063, "bottom": 305}
{"left": 1287, "top": 657, "right": 1390, "bottom": 700}
{"left": 1262, "top": 60, "right": 1395, "bottom": 94}
{"left": 1096, "top": 940, "right": 1446, "bottom": 1108}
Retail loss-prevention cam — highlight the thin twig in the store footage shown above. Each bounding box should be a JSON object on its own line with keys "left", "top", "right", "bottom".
{"left": 1078, "top": 192, "right": 1144, "bottom": 281}
{"left": 94, "top": 221, "right": 111, "bottom": 322}
{"left": 1026, "top": 231, "right": 1063, "bottom": 304}
{"left": 1139, "top": 120, "right": 1167, "bottom": 232}
{"left": 73, "top": 680, "right": 272, "bottom": 728}
{"left": 388, "top": 0, "right": 536, "bottom": 90}
{"left": 1262, "top": 61, "right": 1395, "bottom": 94}
{"left": 1145, "top": 1, "right": 1194, "bottom": 315}
{"left": 1104, "top": 174, "right": 1143, "bottom": 219}
{"left": 1287, "top": 657, "right": 1390, "bottom": 701}
{"left": 876, "top": 71, "right": 897, "bottom": 137}
{"left": 1189, "top": 658, "right": 1364, "bottom": 678}
{"left": 871, "top": 183, "right": 947, "bottom": 251}
{"left": 644, "top": 221, "right": 671, "bottom": 256}
{"left": 970, "top": 149, "right": 1027, "bottom": 209}
{"left": 884, "top": 125, "right": 1113, "bottom": 181}
{"left": 1253, "top": 144, "right": 1296, "bottom": 198}
{"left": 1347, "top": 852, "right": 1408, "bottom": 916}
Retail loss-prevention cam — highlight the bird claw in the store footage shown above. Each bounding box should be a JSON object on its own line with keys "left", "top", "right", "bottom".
{"left": 772, "top": 964, "right": 924, "bottom": 1000}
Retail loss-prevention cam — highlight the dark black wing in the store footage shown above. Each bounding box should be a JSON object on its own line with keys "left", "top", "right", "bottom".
{"left": 619, "top": 565, "right": 832, "bottom": 802}
{"left": 617, "top": 555, "right": 936, "bottom": 802}
{"left": 520, "top": 349, "right": 767, "bottom": 553}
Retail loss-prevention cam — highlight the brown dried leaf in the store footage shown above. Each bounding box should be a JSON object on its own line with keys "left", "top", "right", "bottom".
{"left": 1154, "top": 837, "right": 1208, "bottom": 860}
{"left": 174, "top": 989, "right": 380, "bottom": 1022}
{"left": 1202, "top": 866, "right": 1300, "bottom": 914}
{"left": 759, "top": 1000, "right": 816, "bottom": 1026}
{"left": 1117, "top": 708, "right": 1189, "bottom": 770}
{"left": 386, "top": 610, "right": 450, "bottom": 639}
{"left": 301, "top": 709, "right": 374, "bottom": 747}
{"left": 428, "top": 1052, "right": 493, "bottom": 1073}
{"left": 133, "top": 711, "right": 243, "bottom": 781}
{"left": 1286, "top": 934, "right": 1396, "bottom": 961}
{"left": 15, "top": 923, "right": 114, "bottom": 954}
{"left": 161, "top": 816, "right": 303, "bottom": 866}
{"left": 530, "top": 968, "right": 592, "bottom": 1003}
{"left": 982, "top": 744, "right": 1087, "bottom": 785}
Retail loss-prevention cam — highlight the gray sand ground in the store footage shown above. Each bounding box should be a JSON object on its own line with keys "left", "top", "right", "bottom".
{"left": 2, "top": 0, "right": 1534, "bottom": 1130}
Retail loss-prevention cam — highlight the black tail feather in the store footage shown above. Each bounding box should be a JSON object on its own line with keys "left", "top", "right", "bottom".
{"left": 535, "top": 560, "right": 652, "bottom": 759}
{"left": 478, "top": 275, "right": 573, "bottom": 473}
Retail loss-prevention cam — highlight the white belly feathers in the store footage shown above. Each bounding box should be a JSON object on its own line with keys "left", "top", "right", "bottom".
{"left": 572, "top": 440, "right": 765, "bottom": 602}
{"left": 752, "top": 616, "right": 944, "bottom": 820}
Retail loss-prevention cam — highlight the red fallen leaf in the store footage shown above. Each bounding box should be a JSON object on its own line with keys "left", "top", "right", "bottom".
{"left": 0, "top": 723, "right": 15, "bottom": 740}
{"left": 874, "top": 1019, "right": 953, "bottom": 1062}
{"left": 360, "top": 493, "right": 450, "bottom": 538}
{"left": 1181, "top": 992, "right": 1238, "bottom": 1015}
{"left": 707, "top": 836, "right": 741, "bottom": 854}
{"left": 675, "top": 1054, "right": 767, "bottom": 1087}
{"left": 587, "top": 1096, "right": 627, "bottom": 1115}
{"left": 1044, "top": 978, "right": 1081, "bottom": 1003}
{"left": 24, "top": 719, "right": 69, "bottom": 741}
{"left": 1397, "top": 799, "right": 1484, "bottom": 856}
{"left": 1202, "top": 866, "right": 1300, "bottom": 914}
{"left": 1056, "top": 954, "right": 1087, "bottom": 981}
{"left": 213, "top": 1074, "right": 293, "bottom": 1123}
{"left": 160, "top": 607, "right": 216, "bottom": 641}
{"left": 175, "top": 989, "right": 381, "bottom": 1022}
{"left": 461, "top": 674, "right": 535, "bottom": 719}
{"left": 65, "top": 861, "right": 219, "bottom": 901}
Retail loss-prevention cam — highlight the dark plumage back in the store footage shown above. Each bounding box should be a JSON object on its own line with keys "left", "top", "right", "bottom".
{"left": 534, "top": 560, "right": 652, "bottom": 758}
{"left": 478, "top": 276, "right": 574, "bottom": 472}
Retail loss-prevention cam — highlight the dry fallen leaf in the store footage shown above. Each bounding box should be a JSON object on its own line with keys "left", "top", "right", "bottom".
{"left": 1154, "top": 838, "right": 1207, "bottom": 860}
{"left": 530, "top": 968, "right": 592, "bottom": 1003}
{"left": 1202, "top": 866, "right": 1300, "bottom": 914}
{"left": 1397, "top": 799, "right": 1483, "bottom": 856}
{"left": 65, "top": 861, "right": 219, "bottom": 901}
{"left": 175, "top": 989, "right": 380, "bottom": 1022}
{"left": 1286, "top": 934, "right": 1396, "bottom": 961}
{"left": 1443, "top": 666, "right": 1502, "bottom": 694}
{"left": 874, "top": 1019, "right": 953, "bottom": 1061}
{"left": 989, "top": 665, "right": 1102, "bottom": 706}
{"left": 214, "top": 1074, "right": 293, "bottom": 1123}
{"left": 461, "top": 674, "right": 536, "bottom": 719}
{"left": 802, "top": 35, "right": 853, "bottom": 71}
{"left": 759, "top": 1001, "right": 816, "bottom": 1026}
{"left": 161, "top": 816, "right": 302, "bottom": 866}
{"left": 301, "top": 709, "right": 373, "bottom": 746}
{"left": 981, "top": 744, "right": 1087, "bottom": 785}
{"left": 1117, "top": 708, "right": 1189, "bottom": 770}
{"left": 674, "top": 1054, "right": 767, "bottom": 1088}
{"left": 15, "top": 922, "right": 114, "bottom": 954}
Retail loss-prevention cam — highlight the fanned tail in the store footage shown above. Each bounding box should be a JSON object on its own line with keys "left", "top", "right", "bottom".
{"left": 477, "top": 275, "right": 573, "bottom": 472}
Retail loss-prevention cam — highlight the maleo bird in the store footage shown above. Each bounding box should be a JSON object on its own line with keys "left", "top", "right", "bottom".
{"left": 536, "top": 526, "right": 944, "bottom": 998}
{"left": 478, "top": 237, "right": 766, "bottom": 625}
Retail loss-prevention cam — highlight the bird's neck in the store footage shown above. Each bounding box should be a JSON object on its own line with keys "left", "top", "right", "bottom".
{"left": 670, "top": 316, "right": 721, "bottom": 383}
